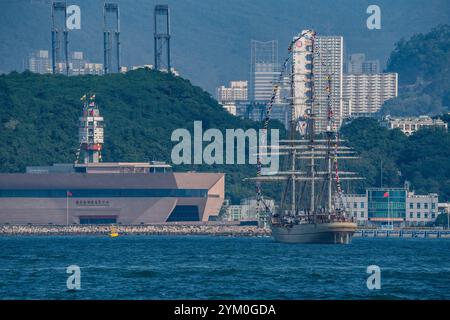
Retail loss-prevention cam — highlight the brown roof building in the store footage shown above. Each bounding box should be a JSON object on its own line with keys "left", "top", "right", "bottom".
{"left": 0, "top": 166, "right": 225, "bottom": 225}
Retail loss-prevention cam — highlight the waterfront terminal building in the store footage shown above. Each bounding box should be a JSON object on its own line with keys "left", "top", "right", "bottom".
{"left": 0, "top": 162, "right": 224, "bottom": 225}
{"left": 0, "top": 95, "right": 226, "bottom": 225}
{"left": 342, "top": 188, "right": 439, "bottom": 227}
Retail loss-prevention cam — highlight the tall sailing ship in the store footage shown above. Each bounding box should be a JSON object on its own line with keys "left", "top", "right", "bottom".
{"left": 252, "top": 30, "right": 362, "bottom": 244}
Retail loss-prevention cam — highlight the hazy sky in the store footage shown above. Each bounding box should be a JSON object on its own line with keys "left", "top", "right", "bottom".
{"left": 1, "top": 0, "right": 449, "bottom": 93}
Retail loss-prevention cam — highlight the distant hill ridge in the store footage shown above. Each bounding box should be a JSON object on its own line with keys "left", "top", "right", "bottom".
{"left": 1, "top": 0, "right": 449, "bottom": 93}
{"left": 0, "top": 69, "right": 274, "bottom": 202}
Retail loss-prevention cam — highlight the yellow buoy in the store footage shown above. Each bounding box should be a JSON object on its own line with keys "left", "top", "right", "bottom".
{"left": 110, "top": 226, "right": 119, "bottom": 237}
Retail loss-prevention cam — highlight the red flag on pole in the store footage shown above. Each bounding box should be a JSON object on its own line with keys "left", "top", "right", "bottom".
{"left": 67, "top": 191, "right": 73, "bottom": 197}
{"left": 383, "top": 192, "right": 389, "bottom": 198}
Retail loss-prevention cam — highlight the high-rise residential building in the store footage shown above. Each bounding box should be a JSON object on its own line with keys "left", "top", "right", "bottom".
{"left": 70, "top": 51, "right": 86, "bottom": 75}
{"left": 70, "top": 52, "right": 104, "bottom": 76}
{"left": 343, "top": 73, "right": 398, "bottom": 117}
{"left": 291, "top": 30, "right": 315, "bottom": 125}
{"left": 26, "top": 50, "right": 103, "bottom": 76}
{"left": 347, "top": 53, "right": 365, "bottom": 74}
{"left": 216, "top": 81, "right": 248, "bottom": 104}
{"left": 26, "top": 50, "right": 52, "bottom": 74}
{"left": 250, "top": 40, "right": 280, "bottom": 103}
{"left": 313, "top": 35, "right": 344, "bottom": 132}
{"left": 347, "top": 53, "right": 380, "bottom": 74}
{"left": 290, "top": 32, "right": 344, "bottom": 133}
{"left": 83, "top": 63, "right": 104, "bottom": 76}
{"left": 362, "top": 60, "right": 380, "bottom": 74}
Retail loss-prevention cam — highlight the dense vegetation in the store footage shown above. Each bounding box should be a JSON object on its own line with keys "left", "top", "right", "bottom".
{"left": 0, "top": 69, "right": 284, "bottom": 203}
{"left": 382, "top": 25, "right": 450, "bottom": 116}
{"left": 341, "top": 117, "right": 450, "bottom": 201}
{"left": 1, "top": 57, "right": 449, "bottom": 204}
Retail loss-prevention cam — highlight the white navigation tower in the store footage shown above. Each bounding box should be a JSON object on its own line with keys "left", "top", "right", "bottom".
{"left": 78, "top": 94, "right": 104, "bottom": 164}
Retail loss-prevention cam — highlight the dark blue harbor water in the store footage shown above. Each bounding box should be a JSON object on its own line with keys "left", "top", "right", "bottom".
{"left": 0, "top": 236, "right": 449, "bottom": 299}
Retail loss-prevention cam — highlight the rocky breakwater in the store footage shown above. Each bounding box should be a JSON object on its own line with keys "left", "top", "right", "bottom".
{"left": 0, "top": 224, "right": 271, "bottom": 237}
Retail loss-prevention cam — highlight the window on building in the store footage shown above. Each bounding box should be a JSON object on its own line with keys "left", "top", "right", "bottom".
{"left": 424, "top": 203, "right": 428, "bottom": 209}
{"left": 417, "top": 213, "right": 421, "bottom": 219}
{"left": 79, "top": 216, "right": 117, "bottom": 225}
{"left": 353, "top": 202, "right": 357, "bottom": 209}
{"left": 410, "top": 213, "right": 413, "bottom": 218}
{"left": 360, "top": 212, "right": 364, "bottom": 218}
{"left": 0, "top": 188, "right": 209, "bottom": 198}
{"left": 424, "top": 213, "right": 428, "bottom": 219}
{"left": 431, "top": 203, "right": 436, "bottom": 209}
{"left": 417, "top": 203, "right": 421, "bottom": 209}
{"left": 166, "top": 205, "right": 199, "bottom": 222}
{"left": 360, "top": 202, "right": 365, "bottom": 208}
{"left": 432, "top": 213, "right": 435, "bottom": 219}
{"left": 409, "top": 203, "right": 413, "bottom": 209}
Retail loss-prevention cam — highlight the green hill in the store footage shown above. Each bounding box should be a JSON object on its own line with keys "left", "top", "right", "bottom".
{"left": 0, "top": 69, "right": 284, "bottom": 203}
{"left": 341, "top": 117, "right": 450, "bottom": 201}
{"left": 1, "top": 70, "right": 449, "bottom": 204}
{"left": 382, "top": 25, "right": 450, "bottom": 116}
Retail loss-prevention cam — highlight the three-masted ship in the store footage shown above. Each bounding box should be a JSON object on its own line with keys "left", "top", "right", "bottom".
{"left": 252, "top": 30, "right": 361, "bottom": 244}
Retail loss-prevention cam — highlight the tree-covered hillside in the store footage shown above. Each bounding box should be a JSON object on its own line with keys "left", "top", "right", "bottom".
{"left": 0, "top": 69, "right": 284, "bottom": 203}
{"left": 1, "top": 71, "right": 449, "bottom": 203}
{"left": 341, "top": 118, "right": 450, "bottom": 201}
{"left": 382, "top": 25, "right": 450, "bottom": 116}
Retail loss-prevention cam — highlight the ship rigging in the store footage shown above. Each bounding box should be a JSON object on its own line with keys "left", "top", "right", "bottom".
{"left": 250, "top": 29, "right": 362, "bottom": 244}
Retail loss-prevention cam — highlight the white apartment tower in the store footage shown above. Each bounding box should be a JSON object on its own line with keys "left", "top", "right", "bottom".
{"left": 347, "top": 53, "right": 380, "bottom": 74}
{"left": 26, "top": 50, "right": 52, "bottom": 74}
{"left": 216, "top": 81, "right": 248, "bottom": 104}
{"left": 291, "top": 30, "right": 315, "bottom": 127}
{"left": 313, "top": 35, "right": 344, "bottom": 132}
{"left": 291, "top": 32, "right": 344, "bottom": 133}
{"left": 347, "top": 53, "right": 365, "bottom": 74}
{"left": 343, "top": 73, "right": 398, "bottom": 116}
{"left": 27, "top": 50, "right": 104, "bottom": 76}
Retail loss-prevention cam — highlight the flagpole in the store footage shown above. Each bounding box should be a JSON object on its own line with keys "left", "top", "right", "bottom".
{"left": 447, "top": 207, "right": 449, "bottom": 230}
{"left": 385, "top": 191, "right": 390, "bottom": 228}
{"left": 388, "top": 193, "right": 390, "bottom": 227}
{"left": 66, "top": 190, "right": 69, "bottom": 226}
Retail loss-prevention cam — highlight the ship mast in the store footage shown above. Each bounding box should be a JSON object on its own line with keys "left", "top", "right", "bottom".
{"left": 249, "top": 30, "right": 362, "bottom": 223}
{"left": 289, "top": 42, "right": 297, "bottom": 215}
{"left": 308, "top": 33, "right": 316, "bottom": 218}
{"left": 326, "top": 74, "right": 333, "bottom": 212}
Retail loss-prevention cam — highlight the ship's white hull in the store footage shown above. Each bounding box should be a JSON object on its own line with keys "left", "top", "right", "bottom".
{"left": 271, "top": 222, "right": 357, "bottom": 244}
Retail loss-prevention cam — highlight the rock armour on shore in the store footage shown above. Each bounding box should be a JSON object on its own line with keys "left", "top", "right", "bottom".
{"left": 0, "top": 225, "right": 271, "bottom": 237}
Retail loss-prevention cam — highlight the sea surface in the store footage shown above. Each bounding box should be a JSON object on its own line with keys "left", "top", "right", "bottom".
{"left": 0, "top": 236, "right": 449, "bottom": 300}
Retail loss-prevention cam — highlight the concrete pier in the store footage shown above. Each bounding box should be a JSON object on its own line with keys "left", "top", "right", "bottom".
{"left": 355, "top": 229, "right": 450, "bottom": 239}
